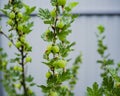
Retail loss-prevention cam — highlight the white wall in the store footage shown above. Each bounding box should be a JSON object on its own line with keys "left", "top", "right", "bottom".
{"left": 0, "top": 0, "right": 120, "bottom": 96}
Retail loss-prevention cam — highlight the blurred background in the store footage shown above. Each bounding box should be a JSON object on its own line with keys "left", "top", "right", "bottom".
{"left": 0, "top": 0, "right": 120, "bottom": 96}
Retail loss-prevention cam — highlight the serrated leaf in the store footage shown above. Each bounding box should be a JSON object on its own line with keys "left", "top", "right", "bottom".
{"left": 0, "top": 9, "right": 8, "bottom": 16}
{"left": 98, "top": 25, "right": 105, "bottom": 34}
{"left": 26, "top": 75, "right": 34, "bottom": 82}
{"left": 69, "top": 2, "right": 79, "bottom": 9}
{"left": 38, "top": 8, "right": 51, "bottom": 20}
{"left": 65, "top": 2, "right": 79, "bottom": 12}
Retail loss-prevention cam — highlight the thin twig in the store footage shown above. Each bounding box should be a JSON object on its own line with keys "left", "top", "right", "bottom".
{"left": 0, "top": 31, "right": 20, "bottom": 51}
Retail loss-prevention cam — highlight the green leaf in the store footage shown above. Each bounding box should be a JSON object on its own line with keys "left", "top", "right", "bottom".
{"left": 30, "top": 83, "right": 36, "bottom": 86}
{"left": 38, "top": 8, "right": 51, "bottom": 20}
{"left": 69, "top": 2, "right": 79, "bottom": 9}
{"left": 44, "top": 20, "right": 52, "bottom": 24}
{"left": 23, "top": 4, "right": 36, "bottom": 15}
{"left": 65, "top": 2, "right": 79, "bottom": 12}
{"left": 98, "top": 25, "right": 105, "bottom": 34}
{"left": 50, "top": 0, "right": 57, "bottom": 6}
{"left": 26, "top": 75, "right": 34, "bottom": 82}
{"left": 102, "top": 76, "right": 114, "bottom": 91}
{"left": 0, "top": 9, "right": 8, "bottom": 16}
{"left": 39, "top": 85, "right": 51, "bottom": 93}
{"left": 87, "top": 82, "right": 103, "bottom": 96}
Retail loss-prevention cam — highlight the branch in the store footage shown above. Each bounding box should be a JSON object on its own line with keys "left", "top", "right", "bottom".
{"left": 0, "top": 31, "right": 20, "bottom": 51}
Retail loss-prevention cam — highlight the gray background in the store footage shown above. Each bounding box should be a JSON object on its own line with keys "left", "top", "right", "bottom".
{"left": 0, "top": 0, "right": 120, "bottom": 96}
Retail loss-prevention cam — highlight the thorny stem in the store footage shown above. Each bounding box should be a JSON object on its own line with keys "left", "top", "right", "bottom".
{"left": 0, "top": 31, "right": 28, "bottom": 96}
{"left": 21, "top": 46, "right": 28, "bottom": 96}
{"left": 51, "top": 4, "right": 59, "bottom": 76}
{"left": 13, "top": 5, "right": 28, "bottom": 95}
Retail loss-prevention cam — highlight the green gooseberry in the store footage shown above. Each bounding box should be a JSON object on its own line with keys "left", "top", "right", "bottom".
{"left": 57, "top": 21, "right": 64, "bottom": 29}
{"left": 58, "top": 0, "right": 66, "bottom": 6}
{"left": 52, "top": 45, "right": 59, "bottom": 53}
{"left": 9, "top": 12, "right": 15, "bottom": 19}
{"left": 16, "top": 41, "right": 21, "bottom": 48}
{"left": 46, "top": 71, "right": 52, "bottom": 78}
{"left": 25, "top": 56, "right": 32, "bottom": 63}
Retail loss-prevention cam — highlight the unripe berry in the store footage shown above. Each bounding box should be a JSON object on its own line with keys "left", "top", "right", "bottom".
{"left": 14, "top": 83, "right": 21, "bottom": 89}
{"left": 8, "top": 42, "right": 12, "bottom": 47}
{"left": 45, "top": 29, "right": 51, "bottom": 36}
{"left": 2, "top": 61, "right": 7, "bottom": 67}
{"left": 56, "top": 60, "right": 67, "bottom": 68}
{"left": 25, "top": 56, "right": 32, "bottom": 63}
{"left": 9, "top": 12, "right": 15, "bottom": 19}
{"left": 50, "top": 9, "right": 56, "bottom": 17}
{"left": 18, "top": 25, "right": 23, "bottom": 31}
{"left": 49, "top": 92, "right": 58, "bottom": 96}
{"left": 15, "top": 41, "right": 21, "bottom": 48}
{"left": 52, "top": 45, "right": 59, "bottom": 53}
{"left": 14, "top": 66, "right": 22, "bottom": 71}
{"left": 20, "top": 36, "right": 25, "bottom": 43}
{"left": 28, "top": 89, "right": 33, "bottom": 94}
{"left": 7, "top": 19, "right": 13, "bottom": 25}
{"left": 17, "top": 12, "right": 23, "bottom": 18}
{"left": 58, "top": 0, "right": 66, "bottom": 6}
{"left": 57, "top": 21, "right": 64, "bottom": 29}
{"left": 47, "top": 44, "right": 52, "bottom": 51}
{"left": 46, "top": 71, "right": 52, "bottom": 78}
{"left": 18, "top": 67, "right": 22, "bottom": 71}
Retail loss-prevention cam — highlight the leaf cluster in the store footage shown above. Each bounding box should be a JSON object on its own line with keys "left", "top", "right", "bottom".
{"left": 87, "top": 25, "right": 120, "bottom": 96}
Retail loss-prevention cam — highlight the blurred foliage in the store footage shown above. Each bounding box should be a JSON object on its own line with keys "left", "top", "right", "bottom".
{"left": 86, "top": 25, "right": 120, "bottom": 96}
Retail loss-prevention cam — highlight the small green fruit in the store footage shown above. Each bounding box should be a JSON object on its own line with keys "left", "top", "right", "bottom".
{"left": 47, "top": 44, "right": 52, "bottom": 51}
{"left": 50, "top": 9, "right": 56, "bottom": 17}
{"left": 20, "top": 36, "right": 25, "bottom": 42}
{"left": 18, "top": 67, "right": 22, "bottom": 71}
{"left": 13, "top": 66, "right": 18, "bottom": 71}
{"left": 25, "top": 56, "right": 32, "bottom": 63}
{"left": 18, "top": 25, "right": 23, "bottom": 31}
{"left": 9, "top": 12, "right": 15, "bottom": 19}
{"left": 45, "top": 29, "right": 51, "bottom": 35}
{"left": 7, "top": 19, "right": 13, "bottom": 25}
{"left": 2, "top": 61, "right": 7, "bottom": 67}
{"left": 58, "top": 0, "right": 66, "bottom": 6}
{"left": 14, "top": 66, "right": 22, "bottom": 71}
{"left": 56, "top": 60, "right": 67, "bottom": 68}
{"left": 46, "top": 71, "right": 51, "bottom": 78}
{"left": 16, "top": 41, "right": 21, "bottom": 48}
{"left": 52, "top": 45, "right": 59, "bottom": 53}
{"left": 49, "top": 92, "right": 58, "bottom": 96}
{"left": 28, "top": 89, "right": 33, "bottom": 94}
{"left": 57, "top": 21, "right": 64, "bottom": 29}
{"left": 8, "top": 42, "right": 12, "bottom": 47}
{"left": 17, "top": 12, "right": 23, "bottom": 18}
{"left": 14, "top": 83, "right": 21, "bottom": 89}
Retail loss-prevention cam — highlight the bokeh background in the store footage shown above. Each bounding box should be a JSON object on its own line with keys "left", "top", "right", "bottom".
{"left": 0, "top": 0, "right": 120, "bottom": 96}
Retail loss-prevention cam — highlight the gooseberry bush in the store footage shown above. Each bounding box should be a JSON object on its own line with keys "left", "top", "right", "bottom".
{"left": 86, "top": 26, "right": 120, "bottom": 96}
{"left": 0, "top": 0, "right": 82, "bottom": 96}
{"left": 38, "top": 0, "right": 82, "bottom": 96}
{"left": 0, "top": 0, "right": 119, "bottom": 96}
{"left": 0, "top": 0, "right": 36, "bottom": 96}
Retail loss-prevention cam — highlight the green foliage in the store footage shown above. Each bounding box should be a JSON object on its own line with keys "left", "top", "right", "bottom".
{"left": 69, "top": 53, "right": 82, "bottom": 91}
{"left": 38, "top": 0, "right": 81, "bottom": 96}
{"left": 0, "top": 48, "right": 17, "bottom": 96}
{"left": 86, "top": 25, "right": 120, "bottom": 96}
{"left": 87, "top": 82, "right": 103, "bottom": 96}
{"left": 0, "top": 0, "right": 36, "bottom": 96}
